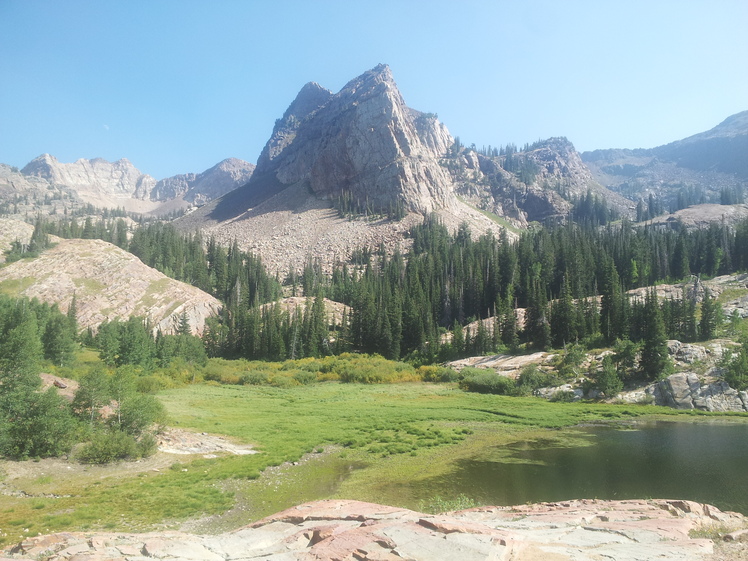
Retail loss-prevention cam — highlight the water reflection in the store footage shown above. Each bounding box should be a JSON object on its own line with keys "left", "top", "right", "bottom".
{"left": 410, "top": 421, "right": 748, "bottom": 514}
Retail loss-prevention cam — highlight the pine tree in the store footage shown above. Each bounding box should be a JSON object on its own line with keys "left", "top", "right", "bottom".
{"left": 639, "top": 289, "right": 670, "bottom": 381}
{"left": 699, "top": 288, "right": 720, "bottom": 341}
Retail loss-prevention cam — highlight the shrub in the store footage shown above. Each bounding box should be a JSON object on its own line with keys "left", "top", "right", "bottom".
{"left": 515, "top": 364, "right": 560, "bottom": 395}
{"left": 240, "top": 370, "right": 269, "bottom": 385}
{"left": 459, "top": 370, "right": 516, "bottom": 395}
{"left": 549, "top": 390, "right": 577, "bottom": 402}
{"left": 293, "top": 370, "right": 317, "bottom": 385}
{"left": 77, "top": 430, "right": 152, "bottom": 464}
{"left": 269, "top": 374, "right": 297, "bottom": 388}
{"left": 418, "top": 365, "right": 461, "bottom": 382}
{"left": 136, "top": 375, "right": 169, "bottom": 394}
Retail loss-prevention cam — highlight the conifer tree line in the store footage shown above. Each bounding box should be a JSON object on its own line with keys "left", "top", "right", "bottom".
{"left": 17, "top": 213, "right": 748, "bottom": 371}
{"left": 275, "top": 216, "right": 736, "bottom": 369}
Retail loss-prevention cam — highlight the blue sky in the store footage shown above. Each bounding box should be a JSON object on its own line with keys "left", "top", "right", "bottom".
{"left": 1, "top": 0, "right": 746, "bottom": 179}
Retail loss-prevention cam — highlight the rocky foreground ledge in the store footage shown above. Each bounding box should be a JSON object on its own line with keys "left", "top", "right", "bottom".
{"left": 3, "top": 499, "right": 747, "bottom": 561}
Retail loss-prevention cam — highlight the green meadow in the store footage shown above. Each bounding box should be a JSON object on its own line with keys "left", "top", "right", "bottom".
{"left": 2, "top": 378, "right": 737, "bottom": 544}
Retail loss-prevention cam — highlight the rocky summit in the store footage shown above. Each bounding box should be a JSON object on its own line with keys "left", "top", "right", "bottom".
{"left": 250, "top": 63, "right": 456, "bottom": 215}
{"left": 4, "top": 499, "right": 746, "bottom": 561}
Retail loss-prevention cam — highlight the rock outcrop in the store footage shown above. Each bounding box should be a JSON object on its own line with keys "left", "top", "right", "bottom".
{"left": 451, "top": 137, "right": 634, "bottom": 225}
{"left": 176, "top": 65, "right": 507, "bottom": 278}
{"left": 249, "top": 64, "right": 456, "bottom": 214}
{"left": 652, "top": 372, "right": 748, "bottom": 413}
{"left": 0, "top": 238, "right": 221, "bottom": 335}
{"left": 0, "top": 218, "right": 34, "bottom": 263}
{"left": 3, "top": 499, "right": 744, "bottom": 561}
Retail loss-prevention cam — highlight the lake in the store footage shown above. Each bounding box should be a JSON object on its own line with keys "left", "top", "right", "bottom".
{"left": 405, "top": 420, "right": 748, "bottom": 514}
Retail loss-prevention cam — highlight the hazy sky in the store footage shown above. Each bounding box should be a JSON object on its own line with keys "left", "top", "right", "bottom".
{"left": 1, "top": 0, "right": 746, "bottom": 179}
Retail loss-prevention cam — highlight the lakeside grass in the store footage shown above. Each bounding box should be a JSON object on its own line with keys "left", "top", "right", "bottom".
{"left": 0, "top": 381, "right": 743, "bottom": 543}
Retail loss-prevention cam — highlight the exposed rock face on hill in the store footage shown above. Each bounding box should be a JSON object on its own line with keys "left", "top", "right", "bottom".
{"left": 450, "top": 138, "right": 634, "bottom": 225}
{"left": 250, "top": 64, "right": 455, "bottom": 215}
{"left": 583, "top": 110, "right": 748, "bottom": 209}
{"left": 21, "top": 154, "right": 158, "bottom": 211}
{"left": 2, "top": 155, "right": 254, "bottom": 215}
{"left": 652, "top": 372, "right": 748, "bottom": 412}
{"left": 0, "top": 218, "right": 33, "bottom": 263}
{"left": 0, "top": 238, "right": 221, "bottom": 334}
{"left": 646, "top": 203, "right": 748, "bottom": 230}
{"left": 4, "top": 499, "right": 744, "bottom": 561}
{"left": 150, "top": 158, "right": 255, "bottom": 205}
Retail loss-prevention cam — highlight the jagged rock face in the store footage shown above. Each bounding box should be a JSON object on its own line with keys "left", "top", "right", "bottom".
{"left": 0, "top": 238, "right": 221, "bottom": 335}
{"left": 652, "top": 372, "right": 748, "bottom": 413}
{"left": 452, "top": 138, "right": 633, "bottom": 224}
{"left": 22, "top": 154, "right": 157, "bottom": 201}
{"left": 251, "top": 64, "right": 456, "bottom": 214}
{"left": 150, "top": 158, "right": 255, "bottom": 205}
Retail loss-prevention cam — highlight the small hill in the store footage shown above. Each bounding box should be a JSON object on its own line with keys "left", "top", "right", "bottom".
{"left": 0, "top": 238, "right": 221, "bottom": 334}
{"left": 646, "top": 203, "right": 748, "bottom": 230}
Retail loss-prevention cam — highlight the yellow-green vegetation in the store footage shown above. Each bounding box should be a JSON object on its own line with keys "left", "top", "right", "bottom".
{"left": 455, "top": 195, "right": 521, "bottom": 234}
{"left": 137, "top": 278, "right": 172, "bottom": 308}
{"left": 73, "top": 277, "right": 105, "bottom": 294}
{"left": 716, "top": 287, "right": 748, "bottom": 305}
{"left": 0, "top": 276, "right": 36, "bottom": 296}
{"left": 2, "top": 368, "right": 738, "bottom": 544}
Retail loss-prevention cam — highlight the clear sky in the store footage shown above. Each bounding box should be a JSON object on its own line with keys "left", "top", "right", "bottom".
{"left": 1, "top": 0, "right": 746, "bottom": 180}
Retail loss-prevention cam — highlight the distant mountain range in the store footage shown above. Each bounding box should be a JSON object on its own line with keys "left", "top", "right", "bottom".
{"left": 1, "top": 66, "right": 745, "bottom": 267}
{"left": 582, "top": 110, "right": 748, "bottom": 208}
{"left": 0, "top": 155, "right": 254, "bottom": 216}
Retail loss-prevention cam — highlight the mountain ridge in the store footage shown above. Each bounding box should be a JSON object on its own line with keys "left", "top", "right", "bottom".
{"left": 582, "top": 109, "right": 748, "bottom": 208}
{"left": 3, "top": 155, "right": 255, "bottom": 216}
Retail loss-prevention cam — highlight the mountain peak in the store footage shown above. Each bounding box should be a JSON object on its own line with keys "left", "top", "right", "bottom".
{"left": 247, "top": 65, "right": 455, "bottom": 214}
{"left": 282, "top": 81, "right": 333, "bottom": 124}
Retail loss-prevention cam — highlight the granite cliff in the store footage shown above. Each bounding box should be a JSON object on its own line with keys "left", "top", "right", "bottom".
{"left": 249, "top": 64, "right": 455, "bottom": 214}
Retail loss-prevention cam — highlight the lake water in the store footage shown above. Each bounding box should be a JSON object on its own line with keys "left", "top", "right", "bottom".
{"left": 408, "top": 421, "right": 748, "bottom": 514}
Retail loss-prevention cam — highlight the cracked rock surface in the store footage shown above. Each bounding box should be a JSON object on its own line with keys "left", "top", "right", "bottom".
{"left": 3, "top": 498, "right": 745, "bottom": 561}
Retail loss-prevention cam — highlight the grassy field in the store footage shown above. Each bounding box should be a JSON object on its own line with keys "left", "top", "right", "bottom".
{"left": 0, "top": 380, "right": 742, "bottom": 544}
